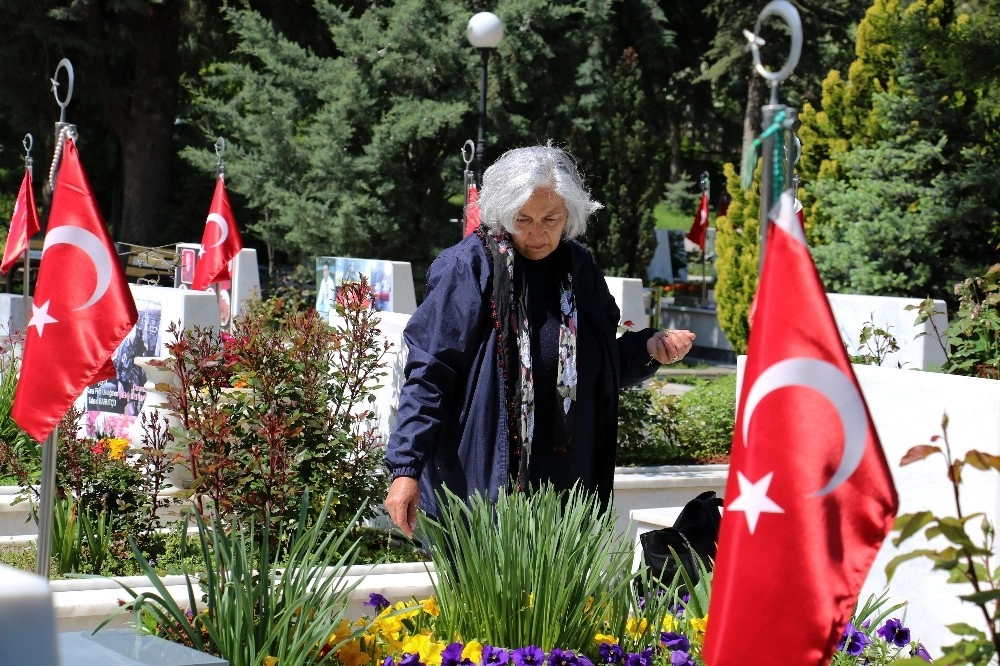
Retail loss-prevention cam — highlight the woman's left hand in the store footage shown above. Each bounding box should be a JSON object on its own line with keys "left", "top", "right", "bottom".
{"left": 647, "top": 329, "right": 696, "bottom": 364}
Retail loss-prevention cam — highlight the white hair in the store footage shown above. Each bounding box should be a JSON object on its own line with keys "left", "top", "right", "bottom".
{"left": 476, "top": 145, "right": 603, "bottom": 240}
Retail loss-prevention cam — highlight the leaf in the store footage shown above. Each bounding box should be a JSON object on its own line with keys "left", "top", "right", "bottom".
{"left": 893, "top": 511, "right": 935, "bottom": 545}
{"left": 949, "top": 459, "right": 963, "bottom": 484}
{"left": 963, "top": 450, "right": 1000, "bottom": 472}
{"left": 885, "top": 549, "right": 937, "bottom": 582}
{"left": 900, "top": 445, "right": 941, "bottom": 465}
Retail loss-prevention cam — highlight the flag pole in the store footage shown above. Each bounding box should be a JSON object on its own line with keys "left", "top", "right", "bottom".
{"left": 20, "top": 134, "right": 33, "bottom": 328}
{"left": 34, "top": 428, "right": 57, "bottom": 578}
{"left": 743, "top": 1, "right": 801, "bottom": 274}
{"left": 699, "top": 171, "right": 710, "bottom": 307}
{"left": 33, "top": 58, "right": 77, "bottom": 580}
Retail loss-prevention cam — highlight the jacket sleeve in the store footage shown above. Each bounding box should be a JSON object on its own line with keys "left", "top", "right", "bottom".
{"left": 384, "top": 247, "right": 489, "bottom": 479}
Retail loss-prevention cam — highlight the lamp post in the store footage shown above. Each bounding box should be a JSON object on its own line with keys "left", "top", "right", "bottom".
{"left": 467, "top": 11, "right": 503, "bottom": 186}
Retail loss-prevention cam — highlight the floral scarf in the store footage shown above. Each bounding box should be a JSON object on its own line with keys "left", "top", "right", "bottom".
{"left": 479, "top": 227, "right": 578, "bottom": 491}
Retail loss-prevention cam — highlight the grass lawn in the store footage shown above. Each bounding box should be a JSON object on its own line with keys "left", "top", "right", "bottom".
{"left": 654, "top": 202, "right": 691, "bottom": 230}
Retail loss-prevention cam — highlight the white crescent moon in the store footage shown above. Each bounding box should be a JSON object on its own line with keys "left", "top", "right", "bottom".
{"left": 205, "top": 213, "right": 229, "bottom": 248}
{"left": 42, "top": 226, "right": 112, "bottom": 311}
{"left": 741, "top": 357, "right": 868, "bottom": 496}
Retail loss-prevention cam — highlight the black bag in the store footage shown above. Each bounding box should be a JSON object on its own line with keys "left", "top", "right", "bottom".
{"left": 639, "top": 490, "right": 723, "bottom": 588}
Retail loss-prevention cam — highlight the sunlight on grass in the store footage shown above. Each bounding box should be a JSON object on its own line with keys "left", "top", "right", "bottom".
{"left": 654, "top": 202, "right": 691, "bottom": 230}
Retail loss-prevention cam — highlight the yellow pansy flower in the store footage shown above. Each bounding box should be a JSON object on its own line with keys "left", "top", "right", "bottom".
{"left": 402, "top": 634, "right": 445, "bottom": 666}
{"left": 420, "top": 596, "right": 440, "bottom": 617}
{"left": 689, "top": 616, "right": 708, "bottom": 642}
{"left": 594, "top": 633, "right": 619, "bottom": 645}
{"left": 626, "top": 617, "right": 648, "bottom": 638}
{"left": 337, "top": 640, "right": 372, "bottom": 666}
{"left": 461, "top": 640, "right": 483, "bottom": 664}
{"left": 329, "top": 618, "right": 353, "bottom": 644}
{"left": 264, "top": 658, "right": 278, "bottom": 666}
{"left": 661, "top": 615, "right": 678, "bottom": 632}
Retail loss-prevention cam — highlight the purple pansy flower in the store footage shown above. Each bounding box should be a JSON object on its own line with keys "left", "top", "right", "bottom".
{"left": 669, "top": 652, "right": 695, "bottom": 666}
{"left": 876, "top": 618, "right": 911, "bottom": 648}
{"left": 400, "top": 654, "right": 423, "bottom": 666}
{"left": 383, "top": 657, "right": 395, "bottom": 666}
{"left": 513, "top": 645, "right": 545, "bottom": 666}
{"left": 442, "top": 643, "right": 468, "bottom": 666}
{"left": 547, "top": 649, "right": 579, "bottom": 666}
{"left": 597, "top": 643, "right": 624, "bottom": 665}
{"left": 576, "top": 654, "right": 594, "bottom": 666}
{"left": 624, "top": 648, "right": 653, "bottom": 666}
{"left": 660, "top": 633, "right": 690, "bottom": 653}
{"left": 364, "top": 593, "right": 391, "bottom": 611}
{"left": 910, "top": 643, "right": 932, "bottom": 662}
{"left": 838, "top": 622, "right": 871, "bottom": 657}
{"left": 483, "top": 646, "right": 511, "bottom": 666}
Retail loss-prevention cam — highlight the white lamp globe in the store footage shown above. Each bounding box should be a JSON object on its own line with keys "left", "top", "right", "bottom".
{"left": 467, "top": 12, "right": 504, "bottom": 49}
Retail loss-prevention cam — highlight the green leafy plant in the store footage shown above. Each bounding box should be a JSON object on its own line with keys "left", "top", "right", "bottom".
{"left": 48, "top": 495, "right": 111, "bottom": 576}
{"left": 0, "top": 333, "right": 39, "bottom": 486}
{"left": 672, "top": 374, "right": 736, "bottom": 463}
{"left": 422, "top": 484, "right": 638, "bottom": 653}
{"left": 849, "top": 315, "right": 902, "bottom": 367}
{"left": 616, "top": 381, "right": 681, "bottom": 466}
{"left": 157, "top": 278, "right": 390, "bottom": 537}
{"left": 888, "top": 412, "right": 1000, "bottom": 664}
{"left": 910, "top": 263, "right": 1000, "bottom": 379}
{"left": 101, "top": 489, "right": 369, "bottom": 666}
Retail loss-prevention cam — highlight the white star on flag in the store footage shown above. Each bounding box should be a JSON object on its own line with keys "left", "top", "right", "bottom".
{"left": 28, "top": 300, "right": 58, "bottom": 337}
{"left": 727, "top": 470, "right": 784, "bottom": 534}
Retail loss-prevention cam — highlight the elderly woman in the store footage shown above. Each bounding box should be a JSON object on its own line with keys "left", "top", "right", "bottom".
{"left": 384, "top": 145, "right": 695, "bottom": 537}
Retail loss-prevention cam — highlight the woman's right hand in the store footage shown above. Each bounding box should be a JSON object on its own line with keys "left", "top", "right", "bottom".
{"left": 385, "top": 476, "right": 420, "bottom": 538}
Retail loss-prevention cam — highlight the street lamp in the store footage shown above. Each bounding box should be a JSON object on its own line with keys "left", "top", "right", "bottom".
{"left": 467, "top": 11, "right": 503, "bottom": 186}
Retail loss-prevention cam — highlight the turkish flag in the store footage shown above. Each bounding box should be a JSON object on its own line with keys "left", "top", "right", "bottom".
{"left": 12, "top": 139, "right": 138, "bottom": 442}
{"left": 686, "top": 191, "right": 709, "bottom": 250}
{"left": 747, "top": 198, "right": 806, "bottom": 330}
{"left": 1, "top": 170, "right": 41, "bottom": 274}
{"left": 463, "top": 183, "right": 480, "bottom": 237}
{"left": 192, "top": 177, "right": 243, "bottom": 291}
{"left": 703, "top": 191, "right": 897, "bottom": 665}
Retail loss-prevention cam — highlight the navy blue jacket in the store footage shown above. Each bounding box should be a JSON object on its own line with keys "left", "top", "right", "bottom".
{"left": 385, "top": 234, "right": 660, "bottom": 517}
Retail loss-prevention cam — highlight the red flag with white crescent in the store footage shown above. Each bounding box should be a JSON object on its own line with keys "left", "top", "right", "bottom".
{"left": 686, "top": 191, "right": 709, "bottom": 250}
{"left": 1, "top": 170, "right": 41, "bottom": 275}
{"left": 703, "top": 190, "right": 897, "bottom": 665}
{"left": 12, "top": 139, "right": 138, "bottom": 442}
{"left": 192, "top": 177, "right": 243, "bottom": 291}
{"left": 464, "top": 184, "right": 480, "bottom": 237}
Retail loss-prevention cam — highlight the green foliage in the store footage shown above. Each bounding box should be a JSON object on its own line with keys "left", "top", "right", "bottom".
{"left": 159, "top": 279, "right": 389, "bottom": 537}
{"left": 0, "top": 337, "right": 39, "bottom": 486}
{"left": 799, "top": 0, "right": 1000, "bottom": 302}
{"left": 712, "top": 162, "right": 759, "bottom": 355}
{"left": 673, "top": 375, "right": 736, "bottom": 463}
{"left": 849, "top": 315, "right": 903, "bottom": 367}
{"left": 615, "top": 382, "right": 680, "bottom": 467}
{"left": 910, "top": 263, "right": 1000, "bottom": 379}
{"left": 102, "top": 489, "right": 368, "bottom": 666}
{"left": 49, "top": 495, "right": 112, "bottom": 576}
{"left": 888, "top": 413, "right": 1000, "bottom": 662}
{"left": 617, "top": 374, "right": 735, "bottom": 466}
{"left": 423, "top": 484, "right": 637, "bottom": 654}
{"left": 585, "top": 47, "right": 664, "bottom": 280}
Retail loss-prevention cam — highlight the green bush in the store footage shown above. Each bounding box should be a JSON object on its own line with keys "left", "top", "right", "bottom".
{"left": 673, "top": 374, "right": 736, "bottom": 463}
{"left": 617, "top": 374, "right": 735, "bottom": 466}
{"left": 616, "top": 382, "right": 680, "bottom": 466}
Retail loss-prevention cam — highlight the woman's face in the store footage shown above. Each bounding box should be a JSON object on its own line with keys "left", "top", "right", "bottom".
{"left": 510, "top": 186, "right": 568, "bottom": 260}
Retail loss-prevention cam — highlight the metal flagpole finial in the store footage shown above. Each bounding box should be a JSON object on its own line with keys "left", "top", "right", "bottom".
{"left": 462, "top": 139, "right": 475, "bottom": 174}
{"left": 22, "top": 133, "right": 33, "bottom": 175}
{"left": 49, "top": 59, "right": 79, "bottom": 192}
{"left": 51, "top": 58, "right": 75, "bottom": 125}
{"left": 215, "top": 136, "right": 226, "bottom": 180}
{"left": 744, "top": 0, "right": 802, "bottom": 103}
